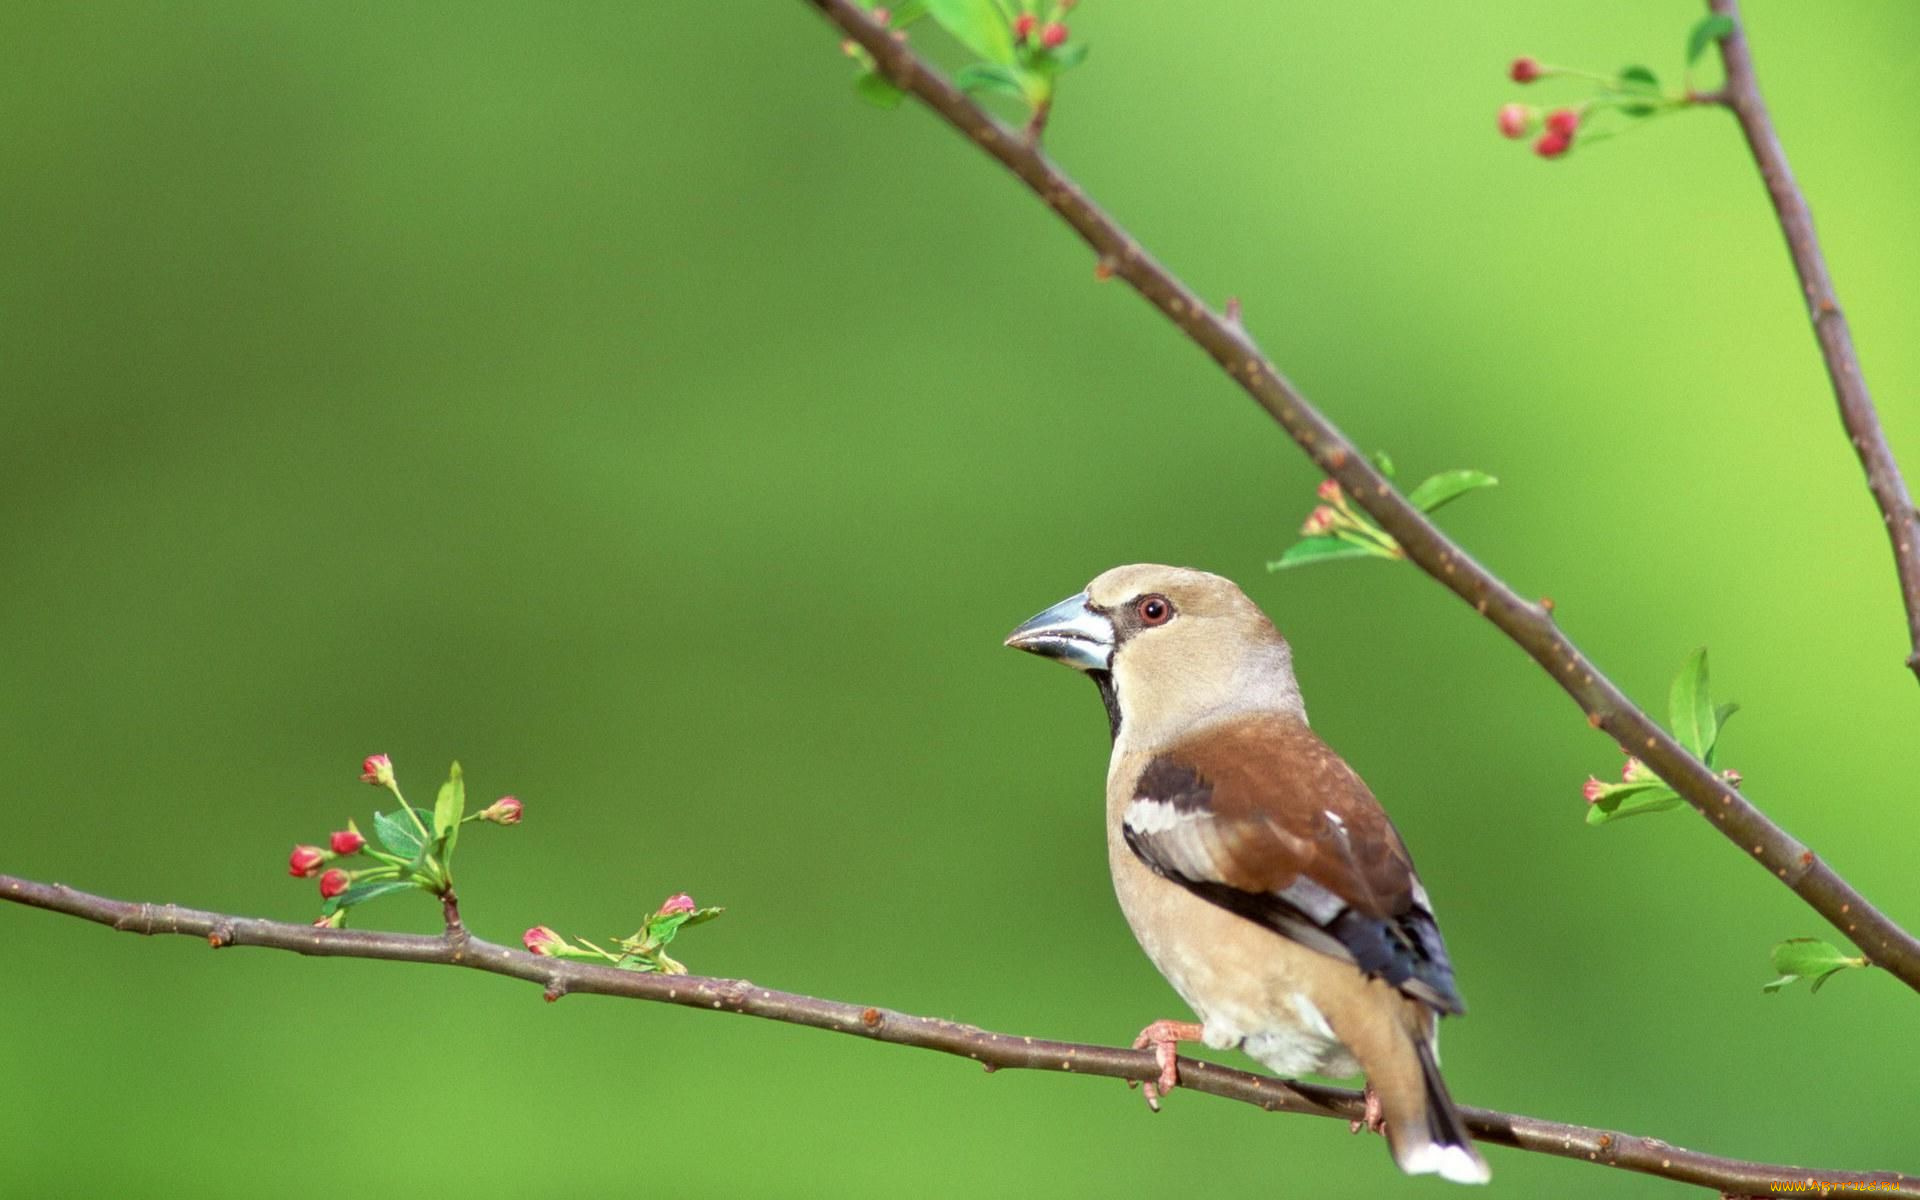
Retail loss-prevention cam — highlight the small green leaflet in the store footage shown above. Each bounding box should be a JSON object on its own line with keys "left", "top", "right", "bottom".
{"left": 1369, "top": 450, "right": 1396, "bottom": 479}
{"left": 373, "top": 808, "right": 433, "bottom": 859}
{"left": 1407, "top": 469, "right": 1497, "bottom": 514}
{"left": 922, "top": 0, "right": 1015, "bottom": 65}
{"left": 956, "top": 62, "right": 1032, "bottom": 102}
{"left": 1585, "top": 782, "right": 1684, "bottom": 825}
{"left": 1028, "top": 41, "right": 1089, "bottom": 76}
{"left": 434, "top": 762, "right": 466, "bottom": 864}
{"left": 1268, "top": 537, "right": 1381, "bottom": 572}
{"left": 646, "top": 905, "right": 725, "bottom": 948}
{"left": 854, "top": 71, "right": 905, "bottom": 109}
{"left": 1763, "top": 938, "right": 1867, "bottom": 994}
{"left": 1686, "top": 14, "right": 1736, "bottom": 67}
{"left": 1617, "top": 64, "right": 1661, "bottom": 116}
{"left": 1668, "top": 648, "right": 1724, "bottom": 759}
{"left": 321, "top": 879, "right": 417, "bottom": 916}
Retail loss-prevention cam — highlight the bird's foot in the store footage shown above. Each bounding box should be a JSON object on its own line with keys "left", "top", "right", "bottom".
{"left": 1128, "top": 1019, "right": 1205, "bottom": 1112}
{"left": 1348, "top": 1083, "right": 1386, "bottom": 1136}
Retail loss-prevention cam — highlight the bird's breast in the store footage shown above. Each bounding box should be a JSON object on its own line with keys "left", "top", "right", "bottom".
{"left": 1104, "top": 752, "right": 1359, "bottom": 1078}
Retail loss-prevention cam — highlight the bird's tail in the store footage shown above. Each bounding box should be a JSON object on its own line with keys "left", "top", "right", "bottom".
{"left": 1390, "top": 1038, "right": 1490, "bottom": 1185}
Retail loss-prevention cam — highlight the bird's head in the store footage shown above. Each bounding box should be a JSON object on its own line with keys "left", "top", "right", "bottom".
{"left": 1005, "top": 563, "right": 1304, "bottom": 748}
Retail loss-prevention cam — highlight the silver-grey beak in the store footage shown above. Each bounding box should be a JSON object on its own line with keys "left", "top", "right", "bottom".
{"left": 1004, "top": 591, "right": 1114, "bottom": 672}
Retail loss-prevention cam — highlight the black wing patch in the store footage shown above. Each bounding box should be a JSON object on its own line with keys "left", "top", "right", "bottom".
{"left": 1123, "top": 759, "right": 1465, "bottom": 1015}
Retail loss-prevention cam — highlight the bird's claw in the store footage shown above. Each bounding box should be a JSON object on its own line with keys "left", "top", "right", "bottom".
{"left": 1348, "top": 1083, "right": 1387, "bottom": 1136}
{"left": 1129, "top": 1019, "right": 1205, "bottom": 1112}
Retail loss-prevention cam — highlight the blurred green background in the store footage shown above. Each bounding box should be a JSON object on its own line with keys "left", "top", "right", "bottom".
{"left": 4, "top": 2, "right": 1917, "bottom": 1195}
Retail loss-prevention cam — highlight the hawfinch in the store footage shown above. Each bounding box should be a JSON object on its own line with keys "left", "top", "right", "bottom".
{"left": 1007, "top": 564, "right": 1489, "bottom": 1185}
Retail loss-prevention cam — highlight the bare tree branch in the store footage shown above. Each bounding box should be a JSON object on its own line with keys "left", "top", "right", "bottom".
{"left": 4, "top": 871, "right": 1913, "bottom": 1195}
{"left": 1706, "top": 0, "right": 1920, "bottom": 685}
{"left": 803, "top": 0, "right": 1920, "bottom": 994}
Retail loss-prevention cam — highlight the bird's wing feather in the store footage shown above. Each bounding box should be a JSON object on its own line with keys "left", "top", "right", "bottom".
{"left": 1121, "top": 717, "right": 1465, "bottom": 1014}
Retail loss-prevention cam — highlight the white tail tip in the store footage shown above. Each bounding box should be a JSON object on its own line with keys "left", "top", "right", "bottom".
{"left": 1399, "top": 1141, "right": 1492, "bottom": 1185}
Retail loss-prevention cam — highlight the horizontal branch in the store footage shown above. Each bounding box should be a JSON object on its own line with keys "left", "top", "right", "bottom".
{"left": 1707, "top": 0, "right": 1920, "bottom": 686}
{"left": 804, "top": 0, "right": 1920, "bottom": 993}
{"left": 5, "top": 871, "right": 1914, "bottom": 1195}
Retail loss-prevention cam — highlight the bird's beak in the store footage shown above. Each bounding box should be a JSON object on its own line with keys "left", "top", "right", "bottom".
{"left": 1004, "top": 591, "right": 1114, "bottom": 672}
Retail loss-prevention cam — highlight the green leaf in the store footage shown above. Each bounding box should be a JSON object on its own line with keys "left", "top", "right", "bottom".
{"left": 1617, "top": 64, "right": 1661, "bottom": 116}
{"left": 434, "top": 762, "right": 465, "bottom": 864}
{"left": 648, "top": 911, "right": 694, "bottom": 945}
{"left": 1369, "top": 450, "right": 1396, "bottom": 479}
{"left": 1268, "top": 537, "right": 1383, "bottom": 571}
{"left": 1764, "top": 937, "right": 1867, "bottom": 994}
{"left": 1619, "top": 65, "right": 1659, "bottom": 90}
{"left": 1705, "top": 701, "right": 1740, "bottom": 767}
{"left": 1038, "top": 41, "right": 1089, "bottom": 72}
{"left": 1407, "top": 469, "right": 1498, "bottom": 514}
{"left": 332, "top": 879, "right": 417, "bottom": 911}
{"left": 923, "top": 0, "right": 1015, "bottom": 64}
{"left": 1771, "top": 938, "right": 1856, "bottom": 977}
{"left": 1667, "top": 648, "right": 1714, "bottom": 757}
{"left": 680, "top": 905, "right": 724, "bottom": 929}
{"left": 1686, "top": 14, "right": 1735, "bottom": 66}
{"left": 1585, "top": 783, "right": 1685, "bottom": 825}
{"left": 853, "top": 70, "right": 905, "bottom": 109}
{"left": 373, "top": 808, "right": 432, "bottom": 859}
{"left": 955, "top": 62, "right": 1030, "bottom": 102}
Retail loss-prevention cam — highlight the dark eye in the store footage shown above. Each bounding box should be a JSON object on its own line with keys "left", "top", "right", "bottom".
{"left": 1137, "top": 595, "right": 1173, "bottom": 626}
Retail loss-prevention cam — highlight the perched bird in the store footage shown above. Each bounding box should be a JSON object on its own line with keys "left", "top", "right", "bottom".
{"left": 1006, "top": 564, "right": 1489, "bottom": 1184}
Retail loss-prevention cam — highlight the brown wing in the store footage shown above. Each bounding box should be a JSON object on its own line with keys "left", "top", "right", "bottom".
{"left": 1121, "top": 717, "right": 1464, "bottom": 1014}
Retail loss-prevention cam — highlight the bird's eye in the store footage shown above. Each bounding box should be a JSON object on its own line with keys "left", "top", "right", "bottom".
{"left": 1137, "top": 595, "right": 1173, "bottom": 626}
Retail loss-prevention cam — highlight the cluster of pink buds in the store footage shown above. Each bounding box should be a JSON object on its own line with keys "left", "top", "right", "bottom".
{"left": 291, "top": 752, "right": 524, "bottom": 927}
{"left": 287, "top": 822, "right": 371, "bottom": 895}
{"left": 1011, "top": 1, "right": 1074, "bottom": 50}
{"left": 522, "top": 893, "right": 720, "bottom": 975}
{"left": 1299, "top": 479, "right": 1399, "bottom": 555}
{"left": 1584, "top": 754, "right": 1741, "bottom": 805}
{"left": 1499, "top": 58, "right": 1582, "bottom": 158}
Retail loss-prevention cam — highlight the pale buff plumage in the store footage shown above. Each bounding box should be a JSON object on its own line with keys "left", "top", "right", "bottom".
{"left": 1009, "top": 564, "right": 1489, "bottom": 1184}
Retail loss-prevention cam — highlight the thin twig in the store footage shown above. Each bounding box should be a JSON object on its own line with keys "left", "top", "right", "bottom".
{"left": 3, "top": 872, "right": 1912, "bottom": 1195}
{"left": 1706, "top": 0, "right": 1920, "bottom": 684}
{"left": 803, "top": 0, "right": 1920, "bottom": 993}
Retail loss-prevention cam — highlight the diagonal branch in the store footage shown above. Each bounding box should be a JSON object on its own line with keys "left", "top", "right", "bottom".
{"left": 1706, "top": 0, "right": 1920, "bottom": 685}
{"left": 803, "top": 0, "right": 1920, "bottom": 994}
{"left": 4, "top": 871, "right": 1915, "bottom": 1195}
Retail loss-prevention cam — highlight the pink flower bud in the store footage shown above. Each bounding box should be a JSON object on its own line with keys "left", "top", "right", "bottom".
{"left": 318, "top": 868, "right": 351, "bottom": 900}
{"left": 1012, "top": 13, "right": 1036, "bottom": 40}
{"left": 1581, "top": 776, "right": 1608, "bottom": 804}
{"left": 1721, "top": 768, "right": 1743, "bottom": 787}
{"left": 360, "top": 754, "right": 395, "bottom": 788}
{"left": 329, "top": 829, "right": 366, "bottom": 856}
{"left": 288, "top": 845, "right": 327, "bottom": 878}
{"left": 481, "top": 795, "right": 524, "bottom": 825}
{"left": 524, "top": 926, "right": 566, "bottom": 956}
{"left": 1510, "top": 56, "right": 1541, "bottom": 84}
{"left": 1534, "top": 130, "right": 1571, "bottom": 159}
{"left": 1621, "top": 757, "right": 1655, "bottom": 783}
{"left": 1301, "top": 506, "right": 1339, "bottom": 537}
{"left": 1040, "top": 21, "right": 1068, "bottom": 49}
{"left": 1544, "top": 108, "right": 1579, "bottom": 137}
{"left": 660, "top": 893, "right": 697, "bottom": 916}
{"left": 1497, "top": 104, "right": 1531, "bottom": 139}
{"left": 1316, "top": 478, "right": 1342, "bottom": 503}
{"left": 871, "top": 5, "right": 890, "bottom": 24}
